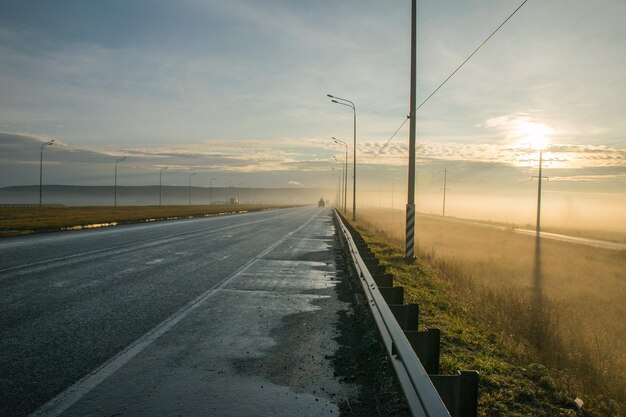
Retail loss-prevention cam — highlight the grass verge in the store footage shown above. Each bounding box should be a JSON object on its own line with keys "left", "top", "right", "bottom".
{"left": 348, "top": 217, "right": 622, "bottom": 417}
{"left": 0, "top": 205, "right": 294, "bottom": 237}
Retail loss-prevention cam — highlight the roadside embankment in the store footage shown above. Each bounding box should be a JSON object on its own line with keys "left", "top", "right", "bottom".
{"left": 0, "top": 205, "right": 295, "bottom": 237}
{"left": 347, "top": 211, "right": 622, "bottom": 417}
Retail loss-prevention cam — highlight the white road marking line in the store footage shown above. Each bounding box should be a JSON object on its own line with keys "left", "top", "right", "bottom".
{"left": 28, "top": 210, "right": 320, "bottom": 417}
{"left": 0, "top": 213, "right": 295, "bottom": 275}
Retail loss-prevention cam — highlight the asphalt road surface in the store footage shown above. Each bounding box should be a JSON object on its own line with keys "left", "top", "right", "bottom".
{"left": 0, "top": 207, "right": 355, "bottom": 416}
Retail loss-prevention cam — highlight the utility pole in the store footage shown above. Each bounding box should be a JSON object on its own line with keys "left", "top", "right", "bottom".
{"left": 441, "top": 168, "right": 448, "bottom": 217}
{"left": 530, "top": 146, "right": 548, "bottom": 346}
{"left": 531, "top": 147, "right": 549, "bottom": 235}
{"left": 405, "top": 0, "right": 417, "bottom": 262}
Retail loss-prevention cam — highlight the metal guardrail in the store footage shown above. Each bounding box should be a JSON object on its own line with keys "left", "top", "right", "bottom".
{"left": 334, "top": 210, "right": 452, "bottom": 417}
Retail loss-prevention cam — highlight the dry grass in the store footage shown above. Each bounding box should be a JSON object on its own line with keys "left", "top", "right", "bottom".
{"left": 0, "top": 205, "right": 292, "bottom": 237}
{"left": 354, "top": 208, "right": 625, "bottom": 415}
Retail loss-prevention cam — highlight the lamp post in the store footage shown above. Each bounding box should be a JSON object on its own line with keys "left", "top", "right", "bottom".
{"left": 209, "top": 177, "right": 218, "bottom": 205}
{"left": 333, "top": 155, "right": 344, "bottom": 211}
{"left": 328, "top": 94, "right": 356, "bottom": 220}
{"left": 39, "top": 139, "right": 54, "bottom": 205}
{"left": 330, "top": 169, "right": 340, "bottom": 207}
{"left": 114, "top": 157, "right": 126, "bottom": 207}
{"left": 332, "top": 137, "right": 348, "bottom": 213}
{"left": 188, "top": 172, "right": 197, "bottom": 206}
{"left": 159, "top": 166, "right": 168, "bottom": 206}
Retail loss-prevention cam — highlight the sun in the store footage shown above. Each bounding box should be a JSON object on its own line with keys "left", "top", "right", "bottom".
{"left": 519, "top": 122, "right": 551, "bottom": 150}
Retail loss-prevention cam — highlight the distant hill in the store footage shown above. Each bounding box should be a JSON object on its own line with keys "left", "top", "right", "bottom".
{"left": 0, "top": 185, "right": 332, "bottom": 206}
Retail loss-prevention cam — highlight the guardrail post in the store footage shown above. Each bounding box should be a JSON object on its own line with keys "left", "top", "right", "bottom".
{"left": 379, "top": 286, "right": 404, "bottom": 305}
{"left": 367, "top": 264, "right": 387, "bottom": 275}
{"left": 430, "top": 371, "right": 479, "bottom": 417}
{"left": 405, "top": 328, "right": 441, "bottom": 374}
{"left": 389, "top": 303, "right": 419, "bottom": 331}
{"left": 372, "top": 273, "right": 394, "bottom": 287}
{"left": 362, "top": 255, "right": 380, "bottom": 266}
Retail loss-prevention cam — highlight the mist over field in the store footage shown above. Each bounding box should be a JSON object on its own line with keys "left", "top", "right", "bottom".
{"left": 356, "top": 190, "right": 626, "bottom": 235}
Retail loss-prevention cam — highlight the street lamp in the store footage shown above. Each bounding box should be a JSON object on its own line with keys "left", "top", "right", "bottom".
{"left": 39, "top": 139, "right": 54, "bottom": 205}
{"left": 332, "top": 137, "right": 348, "bottom": 214}
{"left": 114, "top": 157, "right": 126, "bottom": 207}
{"left": 328, "top": 94, "right": 356, "bottom": 220}
{"left": 209, "top": 177, "right": 218, "bottom": 204}
{"left": 330, "top": 168, "right": 341, "bottom": 208}
{"left": 332, "top": 155, "right": 344, "bottom": 212}
{"left": 159, "top": 166, "right": 168, "bottom": 206}
{"left": 188, "top": 172, "right": 197, "bottom": 206}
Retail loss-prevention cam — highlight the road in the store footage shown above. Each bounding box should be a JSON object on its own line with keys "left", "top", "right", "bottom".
{"left": 0, "top": 207, "right": 355, "bottom": 416}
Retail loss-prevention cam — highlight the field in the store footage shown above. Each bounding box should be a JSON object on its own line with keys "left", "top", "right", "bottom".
{"left": 0, "top": 204, "right": 292, "bottom": 237}
{"left": 353, "top": 208, "right": 625, "bottom": 416}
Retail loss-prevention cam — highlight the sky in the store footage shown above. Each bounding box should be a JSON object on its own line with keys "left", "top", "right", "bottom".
{"left": 0, "top": 0, "right": 624, "bottom": 227}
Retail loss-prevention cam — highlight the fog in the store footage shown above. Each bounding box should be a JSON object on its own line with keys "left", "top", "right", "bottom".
{"left": 0, "top": 186, "right": 332, "bottom": 207}
{"left": 355, "top": 189, "right": 626, "bottom": 234}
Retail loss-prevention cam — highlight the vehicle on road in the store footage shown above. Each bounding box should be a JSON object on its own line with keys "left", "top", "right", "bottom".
{"left": 318, "top": 198, "right": 325, "bottom": 207}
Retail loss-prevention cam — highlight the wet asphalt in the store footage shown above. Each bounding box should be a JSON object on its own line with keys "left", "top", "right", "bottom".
{"left": 0, "top": 207, "right": 354, "bottom": 416}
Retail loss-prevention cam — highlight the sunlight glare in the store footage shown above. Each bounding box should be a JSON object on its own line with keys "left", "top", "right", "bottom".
{"left": 520, "top": 122, "right": 551, "bottom": 150}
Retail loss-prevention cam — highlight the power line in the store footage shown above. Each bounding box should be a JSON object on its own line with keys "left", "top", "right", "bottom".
{"left": 367, "top": 116, "right": 408, "bottom": 163}
{"left": 367, "top": 0, "right": 530, "bottom": 164}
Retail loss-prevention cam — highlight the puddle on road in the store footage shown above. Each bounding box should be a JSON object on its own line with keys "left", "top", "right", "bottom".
{"left": 60, "top": 211, "right": 349, "bottom": 417}
{"left": 227, "top": 259, "right": 337, "bottom": 293}
{"left": 62, "top": 222, "right": 118, "bottom": 231}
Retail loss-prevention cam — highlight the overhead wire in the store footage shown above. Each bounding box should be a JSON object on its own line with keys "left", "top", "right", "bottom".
{"left": 367, "top": 0, "right": 530, "bottom": 164}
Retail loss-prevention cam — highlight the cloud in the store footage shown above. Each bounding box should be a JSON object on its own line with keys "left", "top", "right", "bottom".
{"left": 0, "top": 131, "right": 349, "bottom": 187}
{"left": 549, "top": 173, "right": 626, "bottom": 182}
{"left": 481, "top": 113, "right": 556, "bottom": 144}
{"left": 12, "top": 129, "right": 617, "bottom": 177}
{"left": 357, "top": 137, "right": 626, "bottom": 170}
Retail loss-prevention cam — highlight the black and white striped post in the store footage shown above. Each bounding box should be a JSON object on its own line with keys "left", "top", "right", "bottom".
{"left": 405, "top": 0, "right": 417, "bottom": 262}
{"left": 405, "top": 203, "right": 415, "bottom": 260}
